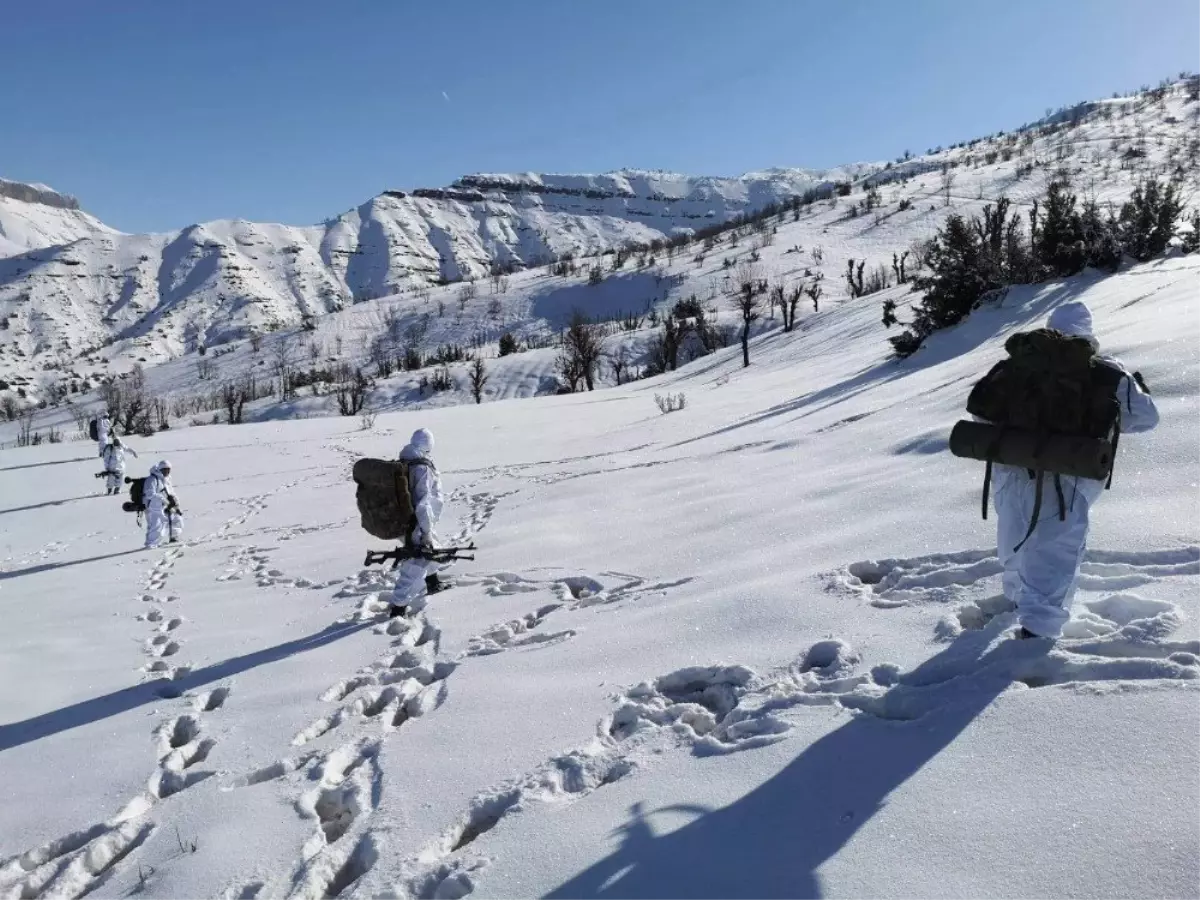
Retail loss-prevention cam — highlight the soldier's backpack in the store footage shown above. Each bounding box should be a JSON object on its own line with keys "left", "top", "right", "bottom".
{"left": 88, "top": 418, "right": 99, "bottom": 441}
{"left": 122, "top": 476, "right": 148, "bottom": 514}
{"left": 949, "top": 327, "right": 1126, "bottom": 550}
{"left": 352, "top": 458, "right": 431, "bottom": 542}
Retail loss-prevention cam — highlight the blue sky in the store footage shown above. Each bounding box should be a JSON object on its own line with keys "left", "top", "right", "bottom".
{"left": 2, "top": 0, "right": 1196, "bottom": 233}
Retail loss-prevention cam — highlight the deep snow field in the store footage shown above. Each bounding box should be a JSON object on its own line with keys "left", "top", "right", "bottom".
{"left": 1, "top": 248, "right": 1197, "bottom": 898}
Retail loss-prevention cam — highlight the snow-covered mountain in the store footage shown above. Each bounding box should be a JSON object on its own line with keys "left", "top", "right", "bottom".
{"left": 1, "top": 230, "right": 1196, "bottom": 900}
{"left": 0, "top": 178, "right": 114, "bottom": 257}
{"left": 0, "top": 78, "right": 1196, "bottom": 412}
{"left": 0, "top": 168, "right": 846, "bottom": 380}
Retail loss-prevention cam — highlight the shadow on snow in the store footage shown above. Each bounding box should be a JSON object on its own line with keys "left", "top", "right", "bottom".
{"left": 549, "top": 621, "right": 1052, "bottom": 899}
{"left": 0, "top": 621, "right": 371, "bottom": 752}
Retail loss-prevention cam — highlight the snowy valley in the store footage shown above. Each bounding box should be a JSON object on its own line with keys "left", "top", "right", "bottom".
{"left": 0, "top": 77, "right": 1198, "bottom": 900}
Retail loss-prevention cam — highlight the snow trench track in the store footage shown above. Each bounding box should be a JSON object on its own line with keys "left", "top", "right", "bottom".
{"left": 7, "top": 459, "right": 1194, "bottom": 899}
{"left": 189, "top": 474, "right": 698, "bottom": 899}
{"left": 284, "top": 533, "right": 1193, "bottom": 898}
{"left": 0, "top": 483, "right": 304, "bottom": 900}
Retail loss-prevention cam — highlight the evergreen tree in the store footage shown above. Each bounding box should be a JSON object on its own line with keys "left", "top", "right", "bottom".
{"left": 1036, "top": 181, "right": 1086, "bottom": 277}
{"left": 1078, "top": 200, "right": 1122, "bottom": 272}
{"left": 889, "top": 215, "right": 986, "bottom": 356}
{"left": 1181, "top": 210, "right": 1200, "bottom": 254}
{"left": 1119, "top": 178, "right": 1184, "bottom": 261}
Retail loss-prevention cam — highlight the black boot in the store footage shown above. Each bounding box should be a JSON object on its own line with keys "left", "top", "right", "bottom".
{"left": 388, "top": 604, "right": 408, "bottom": 619}
{"left": 1016, "top": 626, "right": 1041, "bottom": 640}
{"left": 425, "top": 573, "right": 448, "bottom": 595}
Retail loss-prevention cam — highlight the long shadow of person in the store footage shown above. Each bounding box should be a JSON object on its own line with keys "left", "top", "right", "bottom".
{"left": 548, "top": 614, "right": 1052, "bottom": 899}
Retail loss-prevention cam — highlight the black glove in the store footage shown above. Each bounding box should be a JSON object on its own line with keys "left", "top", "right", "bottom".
{"left": 1133, "top": 371, "right": 1151, "bottom": 395}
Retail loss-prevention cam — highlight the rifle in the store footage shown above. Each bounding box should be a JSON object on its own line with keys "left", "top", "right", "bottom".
{"left": 364, "top": 543, "right": 477, "bottom": 569}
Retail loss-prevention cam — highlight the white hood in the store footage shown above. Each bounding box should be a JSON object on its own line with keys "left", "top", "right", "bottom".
{"left": 1047, "top": 301, "right": 1098, "bottom": 350}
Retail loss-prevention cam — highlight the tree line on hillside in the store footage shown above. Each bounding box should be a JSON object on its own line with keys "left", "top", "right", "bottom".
{"left": 885, "top": 175, "right": 1191, "bottom": 356}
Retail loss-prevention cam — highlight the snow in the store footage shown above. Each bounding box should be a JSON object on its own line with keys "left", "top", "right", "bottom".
{"left": 1, "top": 233, "right": 1197, "bottom": 898}
{"left": 1, "top": 76, "right": 1199, "bottom": 899}
{"left": 3, "top": 78, "right": 1196, "bottom": 404}
{"left": 0, "top": 167, "right": 836, "bottom": 392}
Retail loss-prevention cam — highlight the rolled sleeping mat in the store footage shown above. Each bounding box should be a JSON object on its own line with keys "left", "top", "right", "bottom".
{"left": 949, "top": 420, "right": 1113, "bottom": 481}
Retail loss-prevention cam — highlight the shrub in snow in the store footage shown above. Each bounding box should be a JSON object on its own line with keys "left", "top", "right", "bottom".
{"left": 498, "top": 333, "right": 520, "bottom": 356}
{"left": 654, "top": 393, "right": 687, "bottom": 414}
{"left": 672, "top": 296, "right": 703, "bottom": 320}
{"left": 428, "top": 365, "right": 454, "bottom": 393}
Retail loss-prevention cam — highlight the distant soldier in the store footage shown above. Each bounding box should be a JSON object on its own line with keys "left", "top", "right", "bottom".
{"left": 389, "top": 429, "right": 447, "bottom": 617}
{"left": 100, "top": 436, "right": 138, "bottom": 496}
{"left": 143, "top": 460, "right": 184, "bottom": 548}
{"left": 91, "top": 413, "right": 113, "bottom": 457}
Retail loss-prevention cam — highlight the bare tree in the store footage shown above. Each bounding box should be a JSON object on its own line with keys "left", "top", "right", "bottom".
{"left": 100, "top": 378, "right": 125, "bottom": 426}
{"left": 221, "top": 378, "right": 250, "bottom": 424}
{"left": 648, "top": 316, "right": 692, "bottom": 374}
{"left": 151, "top": 396, "right": 171, "bottom": 431}
{"left": 607, "top": 345, "right": 632, "bottom": 385}
{"left": 196, "top": 356, "right": 215, "bottom": 381}
{"left": 119, "top": 366, "right": 149, "bottom": 434}
{"left": 369, "top": 336, "right": 395, "bottom": 378}
{"left": 909, "top": 237, "right": 934, "bottom": 272}
{"left": 559, "top": 310, "right": 606, "bottom": 391}
{"left": 730, "top": 262, "right": 764, "bottom": 367}
{"left": 490, "top": 267, "right": 510, "bottom": 294}
{"left": 458, "top": 281, "right": 477, "bottom": 314}
{"left": 17, "top": 407, "right": 36, "bottom": 447}
{"left": 272, "top": 335, "right": 296, "bottom": 400}
{"left": 807, "top": 281, "right": 823, "bottom": 313}
{"left": 556, "top": 349, "right": 585, "bottom": 393}
{"left": 468, "top": 357, "right": 489, "bottom": 404}
{"left": 941, "top": 166, "right": 956, "bottom": 207}
{"left": 335, "top": 368, "right": 373, "bottom": 416}
{"left": 65, "top": 400, "right": 90, "bottom": 434}
{"left": 780, "top": 283, "right": 803, "bottom": 332}
{"left": 2, "top": 393, "right": 21, "bottom": 422}
{"left": 249, "top": 331, "right": 263, "bottom": 353}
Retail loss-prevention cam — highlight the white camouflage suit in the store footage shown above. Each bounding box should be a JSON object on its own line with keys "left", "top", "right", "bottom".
{"left": 96, "top": 415, "right": 112, "bottom": 458}
{"left": 391, "top": 429, "right": 445, "bottom": 613}
{"left": 102, "top": 438, "right": 138, "bottom": 494}
{"left": 993, "top": 301, "right": 1159, "bottom": 638}
{"left": 144, "top": 460, "right": 184, "bottom": 549}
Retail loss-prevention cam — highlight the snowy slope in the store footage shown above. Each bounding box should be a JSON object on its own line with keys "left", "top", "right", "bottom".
{"left": 3, "top": 78, "right": 1196, "bottom": 405}
{"left": 0, "top": 178, "right": 114, "bottom": 257}
{"left": 0, "top": 247, "right": 1196, "bottom": 899}
{"left": 0, "top": 168, "right": 837, "bottom": 392}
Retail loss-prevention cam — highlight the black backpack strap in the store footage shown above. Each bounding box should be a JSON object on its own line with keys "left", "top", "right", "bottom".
{"left": 980, "top": 426, "right": 1007, "bottom": 521}
{"left": 1013, "top": 469, "right": 1044, "bottom": 553}
{"left": 1106, "top": 405, "right": 1122, "bottom": 490}
{"left": 1053, "top": 473, "right": 1066, "bottom": 521}
{"left": 982, "top": 459, "right": 993, "bottom": 521}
